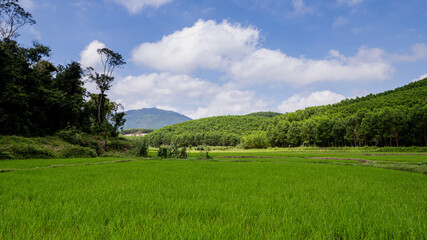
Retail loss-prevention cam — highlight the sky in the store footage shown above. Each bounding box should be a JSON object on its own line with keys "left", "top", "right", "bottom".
{"left": 17, "top": 0, "right": 427, "bottom": 119}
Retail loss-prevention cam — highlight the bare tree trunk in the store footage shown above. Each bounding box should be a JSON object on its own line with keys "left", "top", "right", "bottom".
{"left": 97, "top": 93, "right": 104, "bottom": 123}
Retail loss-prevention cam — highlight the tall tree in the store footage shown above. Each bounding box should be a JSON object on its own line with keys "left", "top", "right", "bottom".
{"left": 0, "top": 0, "right": 35, "bottom": 40}
{"left": 87, "top": 48, "right": 125, "bottom": 123}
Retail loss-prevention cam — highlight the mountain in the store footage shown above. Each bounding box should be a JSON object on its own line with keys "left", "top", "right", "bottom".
{"left": 123, "top": 108, "right": 192, "bottom": 130}
{"left": 145, "top": 79, "right": 426, "bottom": 148}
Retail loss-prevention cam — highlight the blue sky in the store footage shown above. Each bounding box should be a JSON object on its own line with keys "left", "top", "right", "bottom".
{"left": 17, "top": 0, "right": 427, "bottom": 118}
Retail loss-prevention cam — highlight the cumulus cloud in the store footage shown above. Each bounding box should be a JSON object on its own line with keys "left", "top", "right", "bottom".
{"left": 412, "top": 73, "right": 427, "bottom": 82}
{"left": 333, "top": 16, "right": 348, "bottom": 28}
{"left": 110, "top": 72, "right": 266, "bottom": 119}
{"left": 291, "top": 0, "right": 315, "bottom": 16}
{"left": 113, "top": 0, "right": 172, "bottom": 14}
{"left": 79, "top": 40, "right": 107, "bottom": 93}
{"left": 189, "top": 90, "right": 268, "bottom": 119}
{"left": 132, "top": 19, "right": 399, "bottom": 86}
{"left": 230, "top": 47, "right": 393, "bottom": 86}
{"left": 277, "top": 91, "right": 346, "bottom": 113}
{"left": 391, "top": 43, "right": 427, "bottom": 62}
{"left": 132, "top": 19, "right": 259, "bottom": 73}
{"left": 111, "top": 73, "right": 219, "bottom": 106}
{"left": 79, "top": 40, "right": 106, "bottom": 70}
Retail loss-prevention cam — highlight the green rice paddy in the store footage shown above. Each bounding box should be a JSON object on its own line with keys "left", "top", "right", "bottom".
{"left": 0, "top": 149, "right": 426, "bottom": 239}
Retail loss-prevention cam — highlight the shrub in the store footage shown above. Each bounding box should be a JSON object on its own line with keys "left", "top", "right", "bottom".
{"left": 198, "top": 146, "right": 212, "bottom": 160}
{"left": 60, "top": 146, "right": 97, "bottom": 158}
{"left": 0, "top": 150, "right": 13, "bottom": 160}
{"left": 135, "top": 138, "right": 149, "bottom": 157}
{"left": 157, "top": 145, "right": 188, "bottom": 159}
{"left": 157, "top": 146, "right": 169, "bottom": 158}
{"left": 240, "top": 132, "right": 269, "bottom": 149}
{"left": 9, "top": 144, "right": 56, "bottom": 159}
{"left": 180, "top": 147, "right": 188, "bottom": 159}
{"left": 106, "top": 139, "right": 133, "bottom": 151}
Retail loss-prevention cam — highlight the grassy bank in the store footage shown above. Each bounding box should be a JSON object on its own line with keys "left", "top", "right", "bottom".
{"left": 0, "top": 134, "right": 134, "bottom": 160}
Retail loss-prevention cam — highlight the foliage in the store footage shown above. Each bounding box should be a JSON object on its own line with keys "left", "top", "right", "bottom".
{"left": 0, "top": 135, "right": 99, "bottom": 159}
{"left": 245, "top": 111, "right": 282, "bottom": 117}
{"left": 0, "top": 0, "right": 36, "bottom": 39}
{"left": 240, "top": 131, "right": 269, "bottom": 149}
{"left": 121, "top": 128, "right": 154, "bottom": 135}
{"left": 157, "top": 144, "right": 188, "bottom": 159}
{"left": 0, "top": 1, "right": 126, "bottom": 137}
{"left": 135, "top": 138, "right": 148, "bottom": 157}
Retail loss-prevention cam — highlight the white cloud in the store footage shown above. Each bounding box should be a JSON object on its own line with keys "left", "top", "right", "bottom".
{"left": 189, "top": 90, "right": 267, "bottom": 119}
{"left": 131, "top": 19, "right": 259, "bottom": 73}
{"left": 333, "top": 16, "right": 349, "bottom": 28}
{"left": 79, "top": 40, "right": 107, "bottom": 93}
{"left": 291, "top": 0, "right": 315, "bottom": 16}
{"left": 111, "top": 73, "right": 220, "bottom": 112}
{"left": 277, "top": 91, "right": 346, "bottom": 113}
{"left": 391, "top": 43, "right": 427, "bottom": 62}
{"left": 110, "top": 72, "right": 267, "bottom": 119}
{"left": 230, "top": 47, "right": 393, "bottom": 86}
{"left": 79, "top": 40, "right": 106, "bottom": 70}
{"left": 412, "top": 73, "right": 427, "bottom": 82}
{"left": 132, "top": 19, "right": 399, "bottom": 86}
{"left": 337, "top": 0, "right": 364, "bottom": 7}
{"left": 113, "top": 0, "right": 172, "bottom": 14}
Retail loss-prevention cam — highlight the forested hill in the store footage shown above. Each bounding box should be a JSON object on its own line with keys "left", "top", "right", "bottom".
{"left": 123, "top": 108, "right": 191, "bottom": 130}
{"left": 146, "top": 79, "right": 426, "bottom": 148}
{"left": 146, "top": 115, "right": 273, "bottom": 147}
{"left": 278, "top": 78, "right": 427, "bottom": 122}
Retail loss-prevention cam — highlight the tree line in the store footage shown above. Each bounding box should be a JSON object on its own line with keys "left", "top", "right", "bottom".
{"left": 0, "top": 0, "right": 126, "bottom": 137}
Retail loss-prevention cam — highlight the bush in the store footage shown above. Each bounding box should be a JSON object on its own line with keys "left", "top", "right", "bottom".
{"left": 60, "top": 146, "right": 97, "bottom": 158}
{"left": 9, "top": 144, "right": 56, "bottom": 159}
{"left": 240, "top": 132, "right": 269, "bottom": 149}
{"left": 157, "top": 146, "right": 169, "bottom": 158}
{"left": 0, "top": 150, "right": 13, "bottom": 160}
{"left": 135, "top": 138, "right": 149, "bottom": 157}
{"left": 180, "top": 147, "right": 188, "bottom": 159}
{"left": 106, "top": 139, "right": 133, "bottom": 152}
{"left": 157, "top": 145, "right": 188, "bottom": 159}
{"left": 198, "top": 146, "right": 212, "bottom": 160}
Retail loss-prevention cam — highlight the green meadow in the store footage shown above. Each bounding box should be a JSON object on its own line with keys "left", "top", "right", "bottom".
{"left": 1, "top": 149, "right": 426, "bottom": 239}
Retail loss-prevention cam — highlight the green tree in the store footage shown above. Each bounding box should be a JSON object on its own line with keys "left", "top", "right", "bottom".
{"left": 87, "top": 48, "right": 125, "bottom": 123}
{"left": 0, "top": 0, "right": 35, "bottom": 39}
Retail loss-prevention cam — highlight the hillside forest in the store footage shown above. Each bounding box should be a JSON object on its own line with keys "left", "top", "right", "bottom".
{"left": 146, "top": 79, "right": 427, "bottom": 148}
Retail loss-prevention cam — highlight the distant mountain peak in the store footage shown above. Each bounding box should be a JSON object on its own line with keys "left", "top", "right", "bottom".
{"left": 123, "top": 108, "right": 191, "bottom": 130}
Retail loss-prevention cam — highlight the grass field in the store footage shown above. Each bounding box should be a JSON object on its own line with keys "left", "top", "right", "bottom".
{"left": 0, "top": 149, "right": 426, "bottom": 239}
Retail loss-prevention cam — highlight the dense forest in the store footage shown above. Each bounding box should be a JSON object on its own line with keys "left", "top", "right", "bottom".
{"left": 146, "top": 79, "right": 427, "bottom": 148}
{"left": 0, "top": 1, "right": 125, "bottom": 137}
